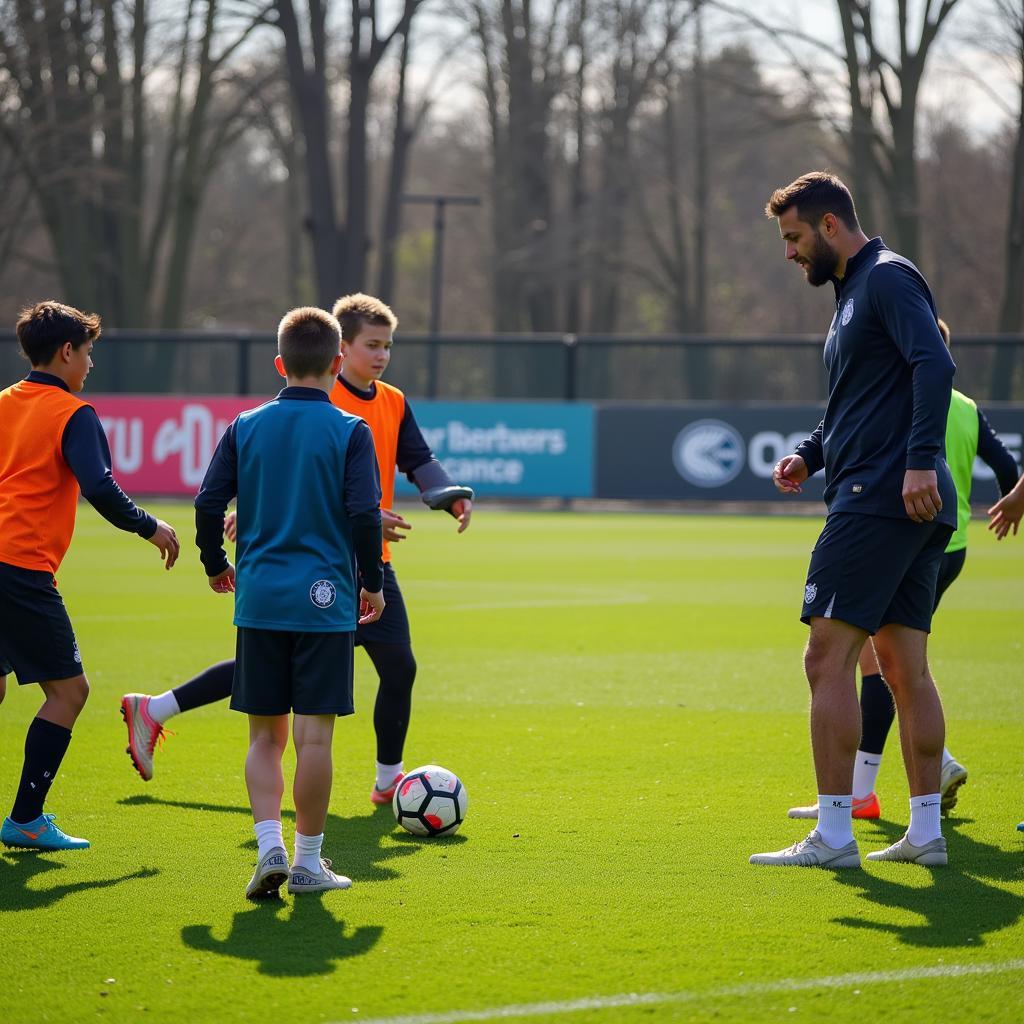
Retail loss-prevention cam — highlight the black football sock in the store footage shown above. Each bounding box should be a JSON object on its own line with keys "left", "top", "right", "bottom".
{"left": 172, "top": 660, "right": 235, "bottom": 712}
{"left": 365, "top": 643, "right": 417, "bottom": 764}
{"left": 859, "top": 672, "right": 896, "bottom": 756}
{"left": 11, "top": 717, "right": 72, "bottom": 823}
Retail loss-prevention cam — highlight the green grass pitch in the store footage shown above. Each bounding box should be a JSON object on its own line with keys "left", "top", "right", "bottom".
{"left": 1, "top": 504, "right": 1022, "bottom": 1024}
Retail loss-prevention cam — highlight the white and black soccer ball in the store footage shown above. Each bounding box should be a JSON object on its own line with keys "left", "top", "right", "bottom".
{"left": 393, "top": 764, "right": 468, "bottom": 837}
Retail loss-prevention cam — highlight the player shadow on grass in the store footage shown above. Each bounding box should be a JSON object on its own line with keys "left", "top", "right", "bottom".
{"left": 831, "top": 819, "right": 1024, "bottom": 948}
{"left": 118, "top": 793, "right": 465, "bottom": 883}
{"left": 0, "top": 853, "right": 159, "bottom": 913}
{"left": 182, "top": 897, "right": 384, "bottom": 977}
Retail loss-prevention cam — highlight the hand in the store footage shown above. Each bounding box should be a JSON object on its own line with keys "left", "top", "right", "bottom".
{"left": 451, "top": 497, "right": 472, "bottom": 533}
{"left": 358, "top": 587, "right": 385, "bottom": 625}
{"left": 148, "top": 519, "right": 180, "bottom": 569}
{"left": 902, "top": 469, "right": 942, "bottom": 522}
{"left": 381, "top": 508, "right": 412, "bottom": 543}
{"left": 224, "top": 509, "right": 237, "bottom": 543}
{"left": 209, "top": 565, "right": 236, "bottom": 593}
{"left": 773, "top": 455, "right": 808, "bottom": 495}
{"left": 988, "top": 483, "right": 1024, "bottom": 540}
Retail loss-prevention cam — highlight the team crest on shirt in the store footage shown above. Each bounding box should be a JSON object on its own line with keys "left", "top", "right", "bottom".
{"left": 310, "top": 580, "right": 337, "bottom": 608}
{"left": 804, "top": 583, "right": 817, "bottom": 605}
{"left": 841, "top": 299, "right": 855, "bottom": 325}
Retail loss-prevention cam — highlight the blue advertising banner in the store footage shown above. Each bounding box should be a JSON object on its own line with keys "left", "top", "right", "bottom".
{"left": 394, "top": 401, "right": 595, "bottom": 497}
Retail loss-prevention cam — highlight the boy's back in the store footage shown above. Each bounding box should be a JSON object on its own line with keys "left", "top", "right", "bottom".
{"left": 233, "top": 395, "right": 367, "bottom": 632}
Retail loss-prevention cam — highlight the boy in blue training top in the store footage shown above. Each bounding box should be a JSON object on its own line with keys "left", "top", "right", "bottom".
{"left": 194, "top": 306, "right": 385, "bottom": 900}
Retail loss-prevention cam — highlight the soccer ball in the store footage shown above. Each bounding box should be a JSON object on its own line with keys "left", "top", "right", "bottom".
{"left": 393, "top": 764, "right": 468, "bottom": 837}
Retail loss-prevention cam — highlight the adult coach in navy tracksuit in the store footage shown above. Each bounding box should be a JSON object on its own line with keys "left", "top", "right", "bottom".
{"left": 751, "top": 172, "right": 956, "bottom": 870}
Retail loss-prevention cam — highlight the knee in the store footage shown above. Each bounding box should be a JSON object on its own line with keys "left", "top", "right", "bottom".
{"left": 803, "top": 639, "right": 834, "bottom": 689}
{"left": 0, "top": 674, "right": 6, "bottom": 706}
{"left": 59, "top": 676, "right": 90, "bottom": 717}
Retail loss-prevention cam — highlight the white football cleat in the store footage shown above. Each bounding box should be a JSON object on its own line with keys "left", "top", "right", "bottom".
{"left": 939, "top": 759, "right": 967, "bottom": 815}
{"left": 866, "top": 833, "right": 947, "bottom": 866}
{"left": 749, "top": 830, "right": 860, "bottom": 868}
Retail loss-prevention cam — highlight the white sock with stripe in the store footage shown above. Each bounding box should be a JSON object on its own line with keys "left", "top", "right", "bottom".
{"left": 294, "top": 831, "right": 325, "bottom": 873}
{"left": 254, "top": 819, "right": 284, "bottom": 860}
{"left": 852, "top": 750, "right": 882, "bottom": 800}
{"left": 816, "top": 794, "right": 854, "bottom": 848}
{"left": 907, "top": 794, "right": 942, "bottom": 846}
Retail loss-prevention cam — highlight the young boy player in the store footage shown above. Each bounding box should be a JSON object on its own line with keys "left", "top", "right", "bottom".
{"left": 1, "top": 301, "right": 179, "bottom": 851}
{"left": 194, "top": 306, "right": 384, "bottom": 898}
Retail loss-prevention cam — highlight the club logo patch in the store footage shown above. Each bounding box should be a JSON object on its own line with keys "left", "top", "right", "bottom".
{"left": 310, "top": 580, "right": 337, "bottom": 608}
{"left": 841, "top": 299, "right": 855, "bottom": 326}
{"left": 804, "top": 582, "right": 817, "bottom": 605}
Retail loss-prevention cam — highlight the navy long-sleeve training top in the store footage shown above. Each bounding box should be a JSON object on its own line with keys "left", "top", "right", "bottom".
{"left": 794, "top": 238, "right": 957, "bottom": 526}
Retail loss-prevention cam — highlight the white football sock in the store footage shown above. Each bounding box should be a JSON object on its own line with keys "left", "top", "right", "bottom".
{"left": 907, "top": 793, "right": 942, "bottom": 846}
{"left": 148, "top": 690, "right": 181, "bottom": 725}
{"left": 816, "top": 794, "right": 854, "bottom": 848}
{"left": 852, "top": 750, "right": 882, "bottom": 800}
{"left": 254, "top": 819, "right": 284, "bottom": 860}
{"left": 293, "top": 831, "right": 325, "bottom": 873}
{"left": 375, "top": 761, "right": 403, "bottom": 791}
{"left": 941, "top": 747, "right": 954, "bottom": 768}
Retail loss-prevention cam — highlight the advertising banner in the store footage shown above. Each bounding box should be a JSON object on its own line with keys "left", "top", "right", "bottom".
{"left": 393, "top": 401, "right": 595, "bottom": 498}
{"left": 89, "top": 396, "right": 596, "bottom": 498}
{"left": 596, "top": 403, "right": 1024, "bottom": 504}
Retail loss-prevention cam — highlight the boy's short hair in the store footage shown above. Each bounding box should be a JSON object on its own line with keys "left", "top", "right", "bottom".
{"left": 937, "top": 317, "right": 951, "bottom": 348}
{"left": 15, "top": 301, "right": 101, "bottom": 366}
{"left": 331, "top": 293, "right": 398, "bottom": 342}
{"left": 764, "top": 171, "right": 860, "bottom": 231}
{"left": 277, "top": 307, "right": 341, "bottom": 378}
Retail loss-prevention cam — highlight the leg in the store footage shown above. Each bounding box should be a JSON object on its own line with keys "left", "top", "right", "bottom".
{"left": 243, "top": 714, "right": 290, "bottom": 899}
{"left": 871, "top": 624, "right": 943, "bottom": 798}
{"left": 288, "top": 713, "right": 350, "bottom": 893}
{"left": 365, "top": 642, "right": 416, "bottom": 800}
{"left": 245, "top": 714, "right": 289, "bottom": 824}
{"left": 752, "top": 617, "right": 866, "bottom": 867}
{"left": 292, "top": 714, "right": 336, "bottom": 837}
{"left": 804, "top": 618, "right": 867, "bottom": 795}
{"left": 2, "top": 674, "right": 91, "bottom": 850}
{"left": 121, "top": 659, "right": 235, "bottom": 781}
{"left": 0, "top": 672, "right": 6, "bottom": 706}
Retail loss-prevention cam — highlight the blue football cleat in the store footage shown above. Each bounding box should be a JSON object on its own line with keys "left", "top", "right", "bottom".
{"left": 1, "top": 813, "right": 90, "bottom": 850}
{"left": 1017, "top": 821, "right": 1023, "bottom": 832}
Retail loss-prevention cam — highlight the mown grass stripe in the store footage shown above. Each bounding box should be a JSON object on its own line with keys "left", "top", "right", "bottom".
{"left": 342, "top": 959, "right": 1024, "bottom": 1024}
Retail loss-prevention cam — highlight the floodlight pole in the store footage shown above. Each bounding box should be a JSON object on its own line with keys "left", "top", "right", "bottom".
{"left": 401, "top": 193, "right": 481, "bottom": 397}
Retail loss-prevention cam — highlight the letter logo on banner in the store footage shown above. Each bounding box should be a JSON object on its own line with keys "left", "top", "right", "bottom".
{"left": 672, "top": 419, "right": 744, "bottom": 488}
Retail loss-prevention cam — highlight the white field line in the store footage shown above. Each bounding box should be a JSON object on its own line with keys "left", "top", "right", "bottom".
{"left": 334, "top": 959, "right": 1024, "bottom": 1024}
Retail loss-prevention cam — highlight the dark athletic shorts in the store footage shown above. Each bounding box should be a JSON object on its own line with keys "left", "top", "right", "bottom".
{"left": 932, "top": 548, "right": 966, "bottom": 612}
{"left": 800, "top": 513, "right": 954, "bottom": 634}
{"left": 355, "top": 563, "right": 410, "bottom": 647}
{"left": 0, "top": 561, "right": 84, "bottom": 684}
{"left": 231, "top": 628, "right": 355, "bottom": 716}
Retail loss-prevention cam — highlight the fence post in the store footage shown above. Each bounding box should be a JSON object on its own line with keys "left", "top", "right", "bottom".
{"left": 238, "top": 335, "right": 251, "bottom": 395}
{"left": 563, "top": 333, "right": 578, "bottom": 401}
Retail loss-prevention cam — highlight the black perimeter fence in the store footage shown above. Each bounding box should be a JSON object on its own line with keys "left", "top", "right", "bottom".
{"left": 3, "top": 331, "right": 1024, "bottom": 402}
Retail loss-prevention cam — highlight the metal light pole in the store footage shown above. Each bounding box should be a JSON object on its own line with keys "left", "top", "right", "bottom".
{"left": 401, "top": 193, "right": 481, "bottom": 396}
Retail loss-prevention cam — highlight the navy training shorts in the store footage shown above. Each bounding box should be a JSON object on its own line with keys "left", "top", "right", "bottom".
{"left": 0, "top": 561, "right": 84, "bottom": 684}
{"left": 800, "top": 513, "right": 954, "bottom": 634}
{"left": 231, "top": 627, "right": 355, "bottom": 716}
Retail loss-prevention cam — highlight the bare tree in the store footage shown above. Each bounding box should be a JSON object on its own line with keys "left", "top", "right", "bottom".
{"left": 0, "top": 0, "right": 272, "bottom": 326}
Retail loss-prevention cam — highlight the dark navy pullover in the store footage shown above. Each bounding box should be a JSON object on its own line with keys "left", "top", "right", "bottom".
{"left": 794, "top": 238, "right": 957, "bottom": 526}
{"left": 27, "top": 371, "right": 156, "bottom": 538}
